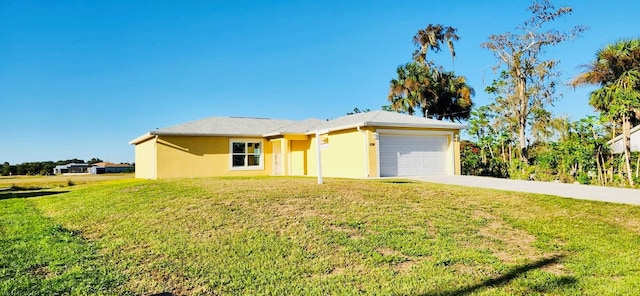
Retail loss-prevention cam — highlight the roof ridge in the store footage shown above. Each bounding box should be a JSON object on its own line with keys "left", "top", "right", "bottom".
{"left": 229, "top": 116, "right": 272, "bottom": 119}
{"left": 155, "top": 116, "right": 293, "bottom": 132}
{"left": 367, "top": 110, "right": 385, "bottom": 122}
{"left": 155, "top": 116, "right": 221, "bottom": 131}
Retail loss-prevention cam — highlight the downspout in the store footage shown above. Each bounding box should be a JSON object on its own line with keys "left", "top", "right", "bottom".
{"left": 357, "top": 126, "right": 369, "bottom": 178}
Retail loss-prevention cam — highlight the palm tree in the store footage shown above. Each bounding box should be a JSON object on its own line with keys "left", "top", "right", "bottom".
{"left": 388, "top": 62, "right": 430, "bottom": 116}
{"left": 428, "top": 72, "right": 474, "bottom": 121}
{"left": 570, "top": 39, "right": 640, "bottom": 185}
{"left": 388, "top": 63, "right": 473, "bottom": 122}
{"left": 388, "top": 24, "right": 473, "bottom": 121}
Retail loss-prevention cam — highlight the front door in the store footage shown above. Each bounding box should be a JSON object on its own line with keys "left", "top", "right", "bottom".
{"left": 272, "top": 141, "right": 283, "bottom": 175}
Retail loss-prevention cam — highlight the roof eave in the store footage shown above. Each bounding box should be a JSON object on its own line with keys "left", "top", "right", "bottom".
{"left": 151, "top": 131, "right": 265, "bottom": 138}
{"left": 365, "top": 121, "right": 469, "bottom": 130}
{"left": 129, "top": 132, "right": 154, "bottom": 145}
{"left": 304, "top": 121, "right": 467, "bottom": 135}
{"left": 263, "top": 132, "right": 283, "bottom": 137}
{"left": 304, "top": 123, "right": 364, "bottom": 135}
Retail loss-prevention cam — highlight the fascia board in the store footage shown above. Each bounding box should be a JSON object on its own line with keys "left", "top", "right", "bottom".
{"left": 129, "top": 132, "right": 154, "bottom": 145}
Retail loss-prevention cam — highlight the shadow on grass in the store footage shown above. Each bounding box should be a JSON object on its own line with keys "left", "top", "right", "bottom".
{"left": 382, "top": 179, "right": 417, "bottom": 184}
{"left": 419, "top": 255, "right": 576, "bottom": 296}
{"left": 0, "top": 190, "right": 68, "bottom": 200}
{"left": 150, "top": 293, "right": 175, "bottom": 296}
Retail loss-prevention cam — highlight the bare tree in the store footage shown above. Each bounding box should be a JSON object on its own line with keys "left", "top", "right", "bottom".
{"left": 481, "top": 0, "right": 586, "bottom": 160}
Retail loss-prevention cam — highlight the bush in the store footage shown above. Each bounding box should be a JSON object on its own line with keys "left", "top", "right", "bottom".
{"left": 576, "top": 172, "right": 591, "bottom": 185}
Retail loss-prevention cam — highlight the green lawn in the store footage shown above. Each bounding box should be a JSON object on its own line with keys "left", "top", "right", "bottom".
{"left": 2, "top": 176, "right": 640, "bottom": 295}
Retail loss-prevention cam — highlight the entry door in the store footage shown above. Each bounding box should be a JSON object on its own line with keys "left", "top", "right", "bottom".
{"left": 272, "top": 141, "right": 283, "bottom": 175}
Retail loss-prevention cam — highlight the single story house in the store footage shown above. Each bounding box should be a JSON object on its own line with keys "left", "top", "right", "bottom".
{"left": 608, "top": 125, "right": 640, "bottom": 153}
{"left": 90, "top": 162, "right": 134, "bottom": 174}
{"left": 129, "top": 110, "right": 467, "bottom": 179}
{"left": 53, "top": 163, "right": 90, "bottom": 175}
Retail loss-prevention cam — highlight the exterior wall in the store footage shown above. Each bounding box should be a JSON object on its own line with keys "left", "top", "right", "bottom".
{"left": 154, "top": 136, "right": 272, "bottom": 179}
{"left": 307, "top": 128, "right": 367, "bottom": 178}
{"left": 611, "top": 128, "right": 640, "bottom": 153}
{"left": 105, "top": 166, "right": 133, "bottom": 173}
{"left": 135, "top": 137, "right": 157, "bottom": 179}
{"left": 289, "top": 139, "right": 310, "bottom": 176}
{"left": 364, "top": 127, "right": 378, "bottom": 177}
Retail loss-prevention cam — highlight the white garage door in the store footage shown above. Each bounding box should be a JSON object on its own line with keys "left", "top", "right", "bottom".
{"left": 379, "top": 134, "right": 450, "bottom": 177}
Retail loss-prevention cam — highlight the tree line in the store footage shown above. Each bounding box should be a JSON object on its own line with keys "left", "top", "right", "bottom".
{"left": 383, "top": 0, "right": 639, "bottom": 187}
{"left": 1, "top": 158, "right": 120, "bottom": 176}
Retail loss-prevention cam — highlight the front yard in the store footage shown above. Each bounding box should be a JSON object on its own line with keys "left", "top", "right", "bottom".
{"left": 1, "top": 176, "right": 639, "bottom": 295}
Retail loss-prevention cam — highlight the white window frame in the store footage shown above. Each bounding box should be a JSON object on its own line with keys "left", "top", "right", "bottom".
{"left": 229, "top": 139, "right": 264, "bottom": 171}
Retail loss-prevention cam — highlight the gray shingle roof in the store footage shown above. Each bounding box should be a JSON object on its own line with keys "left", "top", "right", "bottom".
{"left": 150, "top": 116, "right": 294, "bottom": 137}
{"left": 264, "top": 118, "right": 326, "bottom": 136}
{"left": 130, "top": 111, "right": 467, "bottom": 144}
{"left": 311, "top": 110, "right": 467, "bottom": 133}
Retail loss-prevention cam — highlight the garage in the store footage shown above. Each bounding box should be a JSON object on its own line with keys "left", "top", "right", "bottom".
{"left": 379, "top": 133, "right": 451, "bottom": 177}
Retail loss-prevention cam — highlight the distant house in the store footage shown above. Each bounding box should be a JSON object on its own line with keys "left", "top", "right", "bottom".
{"left": 90, "top": 162, "right": 134, "bottom": 174}
{"left": 53, "top": 163, "right": 90, "bottom": 175}
{"left": 608, "top": 125, "right": 640, "bottom": 153}
{"left": 130, "top": 110, "right": 468, "bottom": 179}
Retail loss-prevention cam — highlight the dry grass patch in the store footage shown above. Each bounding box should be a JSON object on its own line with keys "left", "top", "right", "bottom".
{"left": 475, "top": 210, "right": 540, "bottom": 262}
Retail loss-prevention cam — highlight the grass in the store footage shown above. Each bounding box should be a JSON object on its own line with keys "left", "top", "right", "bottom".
{"left": 0, "top": 191, "right": 126, "bottom": 295}
{"left": 0, "top": 173, "right": 133, "bottom": 190}
{"left": 2, "top": 176, "right": 640, "bottom": 295}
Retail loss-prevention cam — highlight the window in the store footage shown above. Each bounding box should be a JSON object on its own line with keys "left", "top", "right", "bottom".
{"left": 230, "top": 139, "right": 263, "bottom": 170}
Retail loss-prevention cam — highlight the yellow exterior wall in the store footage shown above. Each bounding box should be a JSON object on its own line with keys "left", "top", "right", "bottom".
{"left": 154, "top": 136, "right": 272, "bottom": 179}
{"left": 307, "top": 128, "right": 367, "bottom": 178}
{"left": 134, "top": 137, "right": 156, "bottom": 179}
{"left": 364, "top": 127, "right": 378, "bottom": 177}
{"left": 289, "top": 139, "right": 309, "bottom": 176}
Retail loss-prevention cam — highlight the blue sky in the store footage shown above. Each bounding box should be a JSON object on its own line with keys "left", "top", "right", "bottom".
{"left": 1, "top": 0, "right": 638, "bottom": 164}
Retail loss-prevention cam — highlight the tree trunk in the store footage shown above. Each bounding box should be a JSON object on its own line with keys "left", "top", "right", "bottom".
{"left": 488, "top": 144, "right": 495, "bottom": 159}
{"left": 636, "top": 155, "right": 640, "bottom": 178}
{"left": 516, "top": 77, "right": 528, "bottom": 161}
{"left": 622, "top": 115, "right": 635, "bottom": 186}
{"left": 519, "top": 121, "right": 526, "bottom": 160}
{"left": 591, "top": 127, "right": 605, "bottom": 185}
{"left": 595, "top": 150, "right": 603, "bottom": 185}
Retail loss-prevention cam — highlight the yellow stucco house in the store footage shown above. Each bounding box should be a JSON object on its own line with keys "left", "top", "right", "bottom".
{"left": 129, "top": 110, "right": 467, "bottom": 179}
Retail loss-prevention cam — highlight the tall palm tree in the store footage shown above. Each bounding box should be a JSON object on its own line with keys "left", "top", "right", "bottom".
{"left": 388, "top": 24, "right": 473, "bottom": 121}
{"left": 388, "top": 62, "right": 430, "bottom": 116}
{"left": 571, "top": 39, "right": 640, "bottom": 185}
{"left": 428, "top": 72, "right": 474, "bottom": 121}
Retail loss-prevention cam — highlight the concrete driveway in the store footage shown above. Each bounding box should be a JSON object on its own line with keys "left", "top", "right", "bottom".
{"left": 408, "top": 175, "right": 640, "bottom": 206}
